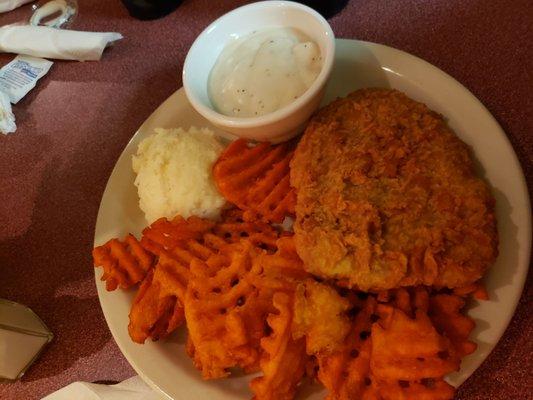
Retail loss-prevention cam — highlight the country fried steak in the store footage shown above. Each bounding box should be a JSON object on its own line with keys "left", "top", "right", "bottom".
{"left": 290, "top": 88, "right": 498, "bottom": 291}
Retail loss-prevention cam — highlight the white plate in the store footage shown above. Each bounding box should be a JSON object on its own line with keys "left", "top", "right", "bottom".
{"left": 94, "top": 39, "right": 531, "bottom": 400}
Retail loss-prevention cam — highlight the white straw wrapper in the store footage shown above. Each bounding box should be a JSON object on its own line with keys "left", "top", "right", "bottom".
{"left": 0, "top": 25, "right": 123, "bottom": 61}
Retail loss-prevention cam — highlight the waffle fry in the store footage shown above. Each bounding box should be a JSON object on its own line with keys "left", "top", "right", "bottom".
{"left": 184, "top": 237, "right": 306, "bottom": 379}
{"left": 250, "top": 292, "right": 308, "bottom": 400}
{"left": 128, "top": 251, "right": 192, "bottom": 343}
{"left": 371, "top": 306, "right": 459, "bottom": 381}
{"left": 316, "top": 295, "right": 376, "bottom": 399}
{"left": 367, "top": 379, "right": 455, "bottom": 400}
{"left": 377, "top": 287, "right": 477, "bottom": 358}
{"left": 93, "top": 234, "right": 154, "bottom": 291}
{"left": 249, "top": 236, "right": 310, "bottom": 288}
{"left": 126, "top": 210, "right": 284, "bottom": 344}
{"left": 139, "top": 215, "right": 216, "bottom": 255}
{"left": 184, "top": 243, "right": 265, "bottom": 378}
{"left": 376, "top": 287, "right": 430, "bottom": 316}
{"left": 429, "top": 294, "right": 477, "bottom": 357}
{"left": 213, "top": 139, "right": 296, "bottom": 223}
{"left": 213, "top": 209, "right": 282, "bottom": 253}
{"left": 452, "top": 282, "right": 489, "bottom": 300}
{"left": 141, "top": 209, "right": 281, "bottom": 256}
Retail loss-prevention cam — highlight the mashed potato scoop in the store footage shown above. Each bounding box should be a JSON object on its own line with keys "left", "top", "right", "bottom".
{"left": 132, "top": 127, "right": 226, "bottom": 223}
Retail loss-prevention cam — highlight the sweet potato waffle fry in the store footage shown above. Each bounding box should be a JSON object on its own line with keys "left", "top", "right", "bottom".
{"left": 251, "top": 292, "right": 308, "bottom": 400}
{"left": 371, "top": 306, "right": 459, "bottom": 382}
{"left": 139, "top": 215, "right": 215, "bottom": 255}
{"left": 128, "top": 210, "right": 283, "bottom": 343}
{"left": 316, "top": 295, "right": 376, "bottom": 399}
{"left": 184, "top": 237, "right": 307, "bottom": 380}
{"left": 213, "top": 209, "right": 282, "bottom": 253}
{"left": 429, "top": 294, "right": 477, "bottom": 357}
{"left": 213, "top": 138, "right": 296, "bottom": 223}
{"left": 364, "top": 304, "right": 457, "bottom": 399}
{"left": 452, "top": 282, "right": 489, "bottom": 300}
{"left": 367, "top": 379, "right": 455, "bottom": 400}
{"left": 184, "top": 243, "right": 267, "bottom": 379}
{"left": 248, "top": 236, "right": 311, "bottom": 289}
{"left": 128, "top": 251, "right": 192, "bottom": 343}
{"left": 93, "top": 234, "right": 154, "bottom": 291}
{"left": 141, "top": 209, "right": 281, "bottom": 256}
{"left": 377, "top": 287, "right": 477, "bottom": 358}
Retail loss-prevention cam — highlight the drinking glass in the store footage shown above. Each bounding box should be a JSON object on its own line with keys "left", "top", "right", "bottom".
{"left": 29, "top": 0, "right": 78, "bottom": 28}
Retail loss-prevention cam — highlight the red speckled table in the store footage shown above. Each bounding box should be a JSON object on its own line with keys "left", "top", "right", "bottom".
{"left": 0, "top": 1, "right": 531, "bottom": 399}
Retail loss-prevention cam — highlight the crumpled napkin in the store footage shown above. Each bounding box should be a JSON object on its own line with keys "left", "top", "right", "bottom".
{"left": 0, "top": 0, "right": 32, "bottom": 13}
{"left": 0, "top": 25, "right": 123, "bottom": 61}
{"left": 0, "top": 89, "right": 16, "bottom": 134}
{"left": 41, "top": 376, "right": 164, "bottom": 400}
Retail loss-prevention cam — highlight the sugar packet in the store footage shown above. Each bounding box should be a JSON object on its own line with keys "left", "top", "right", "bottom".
{"left": 0, "top": 55, "right": 53, "bottom": 104}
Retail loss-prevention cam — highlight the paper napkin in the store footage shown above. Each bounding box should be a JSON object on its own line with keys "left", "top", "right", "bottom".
{"left": 0, "top": 25, "right": 123, "bottom": 61}
{"left": 42, "top": 376, "right": 164, "bottom": 400}
{"left": 0, "top": 90, "right": 16, "bottom": 134}
{"left": 0, "top": 0, "right": 33, "bottom": 13}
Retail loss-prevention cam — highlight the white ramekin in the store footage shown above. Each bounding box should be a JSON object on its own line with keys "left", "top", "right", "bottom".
{"left": 183, "top": 1, "right": 335, "bottom": 143}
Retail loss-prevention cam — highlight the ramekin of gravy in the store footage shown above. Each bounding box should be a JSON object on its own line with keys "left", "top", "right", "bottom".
{"left": 183, "top": 1, "right": 335, "bottom": 143}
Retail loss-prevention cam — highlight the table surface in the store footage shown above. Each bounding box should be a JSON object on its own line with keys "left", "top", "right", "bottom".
{"left": 0, "top": 1, "right": 531, "bottom": 399}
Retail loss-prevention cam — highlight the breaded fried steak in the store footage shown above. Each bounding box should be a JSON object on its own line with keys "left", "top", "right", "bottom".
{"left": 290, "top": 89, "right": 498, "bottom": 292}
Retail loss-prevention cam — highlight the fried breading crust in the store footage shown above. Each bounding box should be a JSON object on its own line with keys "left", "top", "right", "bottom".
{"left": 291, "top": 89, "right": 498, "bottom": 291}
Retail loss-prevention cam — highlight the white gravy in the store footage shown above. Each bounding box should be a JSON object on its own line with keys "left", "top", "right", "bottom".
{"left": 208, "top": 27, "right": 323, "bottom": 117}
